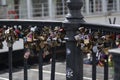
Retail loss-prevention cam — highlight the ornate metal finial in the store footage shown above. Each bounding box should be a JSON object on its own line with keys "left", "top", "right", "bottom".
{"left": 65, "top": 0, "right": 85, "bottom": 23}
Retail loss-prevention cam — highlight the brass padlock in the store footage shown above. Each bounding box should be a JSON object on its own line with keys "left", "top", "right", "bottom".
{"left": 35, "top": 43, "right": 40, "bottom": 51}
{"left": 39, "top": 41, "right": 46, "bottom": 48}
{"left": 42, "top": 26, "right": 50, "bottom": 35}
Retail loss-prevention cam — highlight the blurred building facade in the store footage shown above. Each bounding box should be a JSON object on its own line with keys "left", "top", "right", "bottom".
{"left": 0, "top": 0, "right": 120, "bottom": 24}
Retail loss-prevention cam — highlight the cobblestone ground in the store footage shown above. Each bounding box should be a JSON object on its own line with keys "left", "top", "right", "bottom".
{"left": 0, "top": 61, "right": 113, "bottom": 80}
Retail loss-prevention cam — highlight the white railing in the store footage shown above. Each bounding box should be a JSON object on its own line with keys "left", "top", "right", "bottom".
{"left": 0, "top": 0, "right": 120, "bottom": 19}
{"left": 82, "top": 0, "right": 120, "bottom": 15}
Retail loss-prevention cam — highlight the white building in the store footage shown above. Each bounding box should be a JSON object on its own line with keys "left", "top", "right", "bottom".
{"left": 0, "top": 0, "right": 120, "bottom": 24}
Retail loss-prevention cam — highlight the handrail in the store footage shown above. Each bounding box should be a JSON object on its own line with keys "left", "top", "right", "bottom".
{"left": 80, "top": 22, "right": 120, "bottom": 32}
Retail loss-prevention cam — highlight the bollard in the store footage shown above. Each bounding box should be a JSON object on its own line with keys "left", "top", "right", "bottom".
{"left": 109, "top": 48, "right": 120, "bottom": 80}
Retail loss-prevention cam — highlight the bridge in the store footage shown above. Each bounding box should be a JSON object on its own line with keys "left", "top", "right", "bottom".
{"left": 0, "top": 0, "right": 120, "bottom": 80}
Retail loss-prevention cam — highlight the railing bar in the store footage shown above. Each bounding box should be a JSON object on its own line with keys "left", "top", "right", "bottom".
{"left": 92, "top": 52, "right": 97, "bottom": 80}
{"left": 0, "top": 20, "right": 120, "bottom": 28}
{"left": 0, "top": 22, "right": 62, "bottom": 28}
{"left": 51, "top": 47, "right": 56, "bottom": 80}
{"left": 104, "top": 57, "right": 109, "bottom": 80}
{"left": 8, "top": 46, "right": 13, "bottom": 80}
{"left": 24, "top": 58, "right": 28, "bottom": 80}
{"left": 80, "top": 22, "right": 120, "bottom": 28}
{"left": 39, "top": 49, "right": 43, "bottom": 80}
{"left": 0, "top": 21, "right": 62, "bottom": 28}
{"left": 0, "top": 19, "right": 62, "bottom": 22}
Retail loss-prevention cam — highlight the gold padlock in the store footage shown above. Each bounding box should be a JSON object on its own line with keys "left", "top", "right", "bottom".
{"left": 39, "top": 41, "right": 46, "bottom": 48}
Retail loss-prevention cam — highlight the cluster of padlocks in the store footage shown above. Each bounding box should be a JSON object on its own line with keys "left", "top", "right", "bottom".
{"left": 75, "top": 27, "right": 120, "bottom": 67}
{"left": 0, "top": 25, "right": 66, "bottom": 59}
{"left": 0, "top": 25, "right": 23, "bottom": 48}
{"left": 23, "top": 26, "right": 66, "bottom": 59}
{"left": 1, "top": 25, "right": 119, "bottom": 66}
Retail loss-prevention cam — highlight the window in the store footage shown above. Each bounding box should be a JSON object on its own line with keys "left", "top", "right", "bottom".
{"left": 89, "top": 0, "right": 102, "bottom": 13}
{"left": 56, "top": 0, "right": 67, "bottom": 16}
{"left": 0, "top": 0, "right": 1, "bottom": 5}
{"left": 107, "top": 0, "right": 114, "bottom": 11}
{"left": 32, "top": 0, "right": 48, "bottom": 17}
{"left": 0, "top": 0, "right": 6, "bottom": 5}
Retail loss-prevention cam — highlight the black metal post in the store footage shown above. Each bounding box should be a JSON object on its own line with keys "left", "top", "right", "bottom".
{"left": 24, "top": 58, "right": 28, "bottom": 80}
{"left": 63, "top": 0, "right": 85, "bottom": 80}
{"left": 51, "top": 47, "right": 56, "bottom": 80}
{"left": 39, "top": 49, "right": 43, "bottom": 80}
{"left": 9, "top": 46, "right": 13, "bottom": 80}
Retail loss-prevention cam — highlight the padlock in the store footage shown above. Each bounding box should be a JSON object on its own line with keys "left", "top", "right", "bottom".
{"left": 102, "top": 48, "right": 109, "bottom": 55}
{"left": 84, "top": 37, "right": 89, "bottom": 45}
{"left": 75, "top": 28, "right": 85, "bottom": 47}
{"left": 26, "top": 32, "right": 33, "bottom": 42}
{"left": 35, "top": 43, "right": 40, "bottom": 51}
{"left": 0, "top": 31, "right": 5, "bottom": 42}
{"left": 93, "top": 31, "right": 101, "bottom": 42}
{"left": 24, "top": 49, "right": 31, "bottom": 59}
{"left": 39, "top": 41, "right": 46, "bottom": 49}
{"left": 14, "top": 28, "right": 21, "bottom": 39}
{"left": 5, "top": 27, "right": 16, "bottom": 44}
{"left": 76, "top": 27, "right": 93, "bottom": 53}
{"left": 42, "top": 45, "right": 50, "bottom": 58}
{"left": 52, "top": 40, "right": 60, "bottom": 47}
{"left": 39, "top": 35, "right": 46, "bottom": 41}
{"left": 108, "top": 54, "right": 113, "bottom": 67}
{"left": 38, "top": 35, "right": 47, "bottom": 48}
{"left": 31, "top": 42, "right": 36, "bottom": 49}
{"left": 115, "top": 40, "right": 120, "bottom": 48}
{"left": 24, "top": 43, "right": 29, "bottom": 48}
{"left": 78, "top": 27, "right": 85, "bottom": 34}
{"left": 54, "top": 26, "right": 60, "bottom": 31}
{"left": 42, "top": 26, "right": 50, "bottom": 35}
{"left": 30, "top": 26, "right": 37, "bottom": 32}
{"left": 115, "top": 34, "right": 120, "bottom": 47}
{"left": 102, "top": 35, "right": 112, "bottom": 55}
{"left": 58, "top": 27, "right": 66, "bottom": 42}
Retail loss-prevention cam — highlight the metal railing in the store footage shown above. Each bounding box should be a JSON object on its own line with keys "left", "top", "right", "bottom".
{"left": 0, "top": 18, "right": 120, "bottom": 80}
{"left": 0, "top": 0, "right": 120, "bottom": 80}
